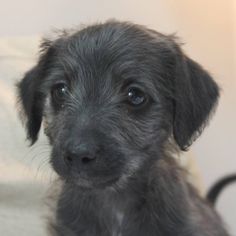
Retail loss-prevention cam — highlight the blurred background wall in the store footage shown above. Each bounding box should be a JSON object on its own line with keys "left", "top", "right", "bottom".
{"left": 0, "top": 0, "right": 235, "bottom": 234}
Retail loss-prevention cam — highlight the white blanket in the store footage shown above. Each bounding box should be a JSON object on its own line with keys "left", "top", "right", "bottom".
{"left": 0, "top": 37, "right": 53, "bottom": 236}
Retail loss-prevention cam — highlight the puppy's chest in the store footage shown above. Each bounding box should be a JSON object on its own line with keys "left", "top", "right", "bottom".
{"left": 104, "top": 206, "right": 125, "bottom": 236}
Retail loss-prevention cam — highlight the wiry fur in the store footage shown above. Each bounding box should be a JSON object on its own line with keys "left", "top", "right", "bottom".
{"left": 17, "top": 21, "right": 229, "bottom": 236}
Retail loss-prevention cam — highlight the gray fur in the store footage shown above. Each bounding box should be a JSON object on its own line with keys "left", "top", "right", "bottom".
{"left": 18, "top": 21, "right": 229, "bottom": 236}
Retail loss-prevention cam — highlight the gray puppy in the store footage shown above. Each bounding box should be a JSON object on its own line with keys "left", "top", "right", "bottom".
{"left": 18, "top": 21, "right": 230, "bottom": 236}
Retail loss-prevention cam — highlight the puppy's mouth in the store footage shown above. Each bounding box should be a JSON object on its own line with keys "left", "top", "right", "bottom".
{"left": 51, "top": 148, "right": 126, "bottom": 189}
{"left": 68, "top": 174, "right": 120, "bottom": 189}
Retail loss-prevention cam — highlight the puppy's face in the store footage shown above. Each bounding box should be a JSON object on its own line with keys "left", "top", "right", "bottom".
{"left": 18, "top": 21, "right": 219, "bottom": 189}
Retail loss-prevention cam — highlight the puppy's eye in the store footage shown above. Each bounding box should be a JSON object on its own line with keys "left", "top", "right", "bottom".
{"left": 51, "top": 83, "right": 68, "bottom": 107}
{"left": 127, "top": 87, "right": 146, "bottom": 106}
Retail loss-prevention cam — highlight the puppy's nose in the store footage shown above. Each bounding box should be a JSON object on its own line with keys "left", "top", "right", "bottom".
{"left": 65, "top": 144, "right": 97, "bottom": 165}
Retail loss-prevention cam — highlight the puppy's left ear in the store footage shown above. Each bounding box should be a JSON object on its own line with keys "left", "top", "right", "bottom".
{"left": 172, "top": 48, "right": 219, "bottom": 150}
{"left": 17, "top": 66, "right": 45, "bottom": 145}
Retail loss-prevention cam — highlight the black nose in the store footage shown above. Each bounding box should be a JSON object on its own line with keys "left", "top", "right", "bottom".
{"left": 65, "top": 144, "right": 97, "bottom": 166}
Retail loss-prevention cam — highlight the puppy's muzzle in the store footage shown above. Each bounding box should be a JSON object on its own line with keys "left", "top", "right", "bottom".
{"left": 64, "top": 142, "right": 98, "bottom": 167}
{"left": 63, "top": 130, "right": 101, "bottom": 169}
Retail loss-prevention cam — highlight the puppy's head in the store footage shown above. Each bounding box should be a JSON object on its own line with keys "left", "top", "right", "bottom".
{"left": 18, "top": 21, "right": 219, "bottom": 188}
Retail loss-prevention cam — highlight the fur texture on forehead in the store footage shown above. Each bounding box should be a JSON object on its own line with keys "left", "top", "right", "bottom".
{"left": 22, "top": 21, "right": 218, "bottom": 150}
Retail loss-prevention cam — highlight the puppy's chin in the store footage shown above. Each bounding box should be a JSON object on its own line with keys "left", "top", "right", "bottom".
{"left": 64, "top": 174, "right": 121, "bottom": 190}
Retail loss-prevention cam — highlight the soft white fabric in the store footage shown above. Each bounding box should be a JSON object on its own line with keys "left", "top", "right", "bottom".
{"left": 0, "top": 36, "right": 52, "bottom": 236}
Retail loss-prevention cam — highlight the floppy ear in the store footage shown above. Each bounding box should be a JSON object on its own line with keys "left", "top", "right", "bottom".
{"left": 17, "top": 66, "right": 45, "bottom": 145}
{"left": 173, "top": 51, "right": 219, "bottom": 150}
{"left": 17, "top": 37, "right": 57, "bottom": 144}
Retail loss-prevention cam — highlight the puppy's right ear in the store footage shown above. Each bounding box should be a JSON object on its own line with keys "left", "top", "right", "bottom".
{"left": 17, "top": 66, "right": 45, "bottom": 145}
{"left": 17, "top": 37, "right": 57, "bottom": 144}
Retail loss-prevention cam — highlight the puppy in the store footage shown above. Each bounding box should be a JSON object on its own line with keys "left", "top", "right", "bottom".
{"left": 18, "top": 21, "right": 230, "bottom": 236}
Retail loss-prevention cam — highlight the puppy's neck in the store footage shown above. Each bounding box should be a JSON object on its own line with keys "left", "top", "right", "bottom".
{"left": 56, "top": 156, "right": 189, "bottom": 234}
